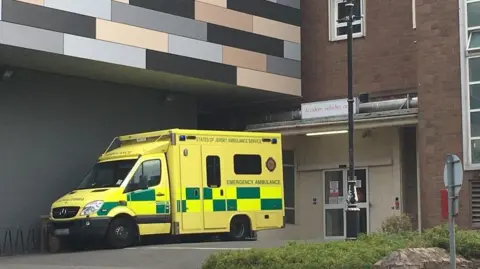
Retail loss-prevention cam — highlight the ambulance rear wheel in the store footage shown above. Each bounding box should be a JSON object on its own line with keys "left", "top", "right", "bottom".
{"left": 227, "top": 217, "right": 250, "bottom": 241}
{"left": 106, "top": 217, "right": 137, "bottom": 249}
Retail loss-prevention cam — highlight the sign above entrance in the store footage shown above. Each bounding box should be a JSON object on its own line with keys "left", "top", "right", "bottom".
{"left": 301, "top": 98, "right": 359, "bottom": 120}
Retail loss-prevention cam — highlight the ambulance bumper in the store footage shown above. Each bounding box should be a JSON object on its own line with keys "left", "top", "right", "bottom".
{"left": 48, "top": 217, "right": 111, "bottom": 239}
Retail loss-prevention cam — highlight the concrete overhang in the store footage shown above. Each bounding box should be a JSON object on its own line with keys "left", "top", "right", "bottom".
{"left": 246, "top": 108, "right": 418, "bottom": 136}
{"left": 0, "top": 44, "right": 301, "bottom": 109}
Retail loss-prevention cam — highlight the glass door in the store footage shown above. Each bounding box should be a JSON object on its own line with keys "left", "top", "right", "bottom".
{"left": 324, "top": 170, "right": 346, "bottom": 240}
{"left": 355, "top": 169, "right": 369, "bottom": 236}
{"left": 324, "top": 168, "right": 369, "bottom": 240}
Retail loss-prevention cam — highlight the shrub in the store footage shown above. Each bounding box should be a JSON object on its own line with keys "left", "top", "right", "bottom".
{"left": 202, "top": 224, "right": 480, "bottom": 269}
{"left": 455, "top": 229, "right": 480, "bottom": 259}
{"left": 421, "top": 224, "right": 480, "bottom": 260}
{"left": 202, "top": 233, "right": 422, "bottom": 269}
{"left": 381, "top": 213, "right": 413, "bottom": 234}
{"left": 421, "top": 224, "right": 450, "bottom": 250}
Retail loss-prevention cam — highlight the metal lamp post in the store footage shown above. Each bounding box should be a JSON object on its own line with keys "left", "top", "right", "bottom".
{"left": 338, "top": 0, "right": 360, "bottom": 240}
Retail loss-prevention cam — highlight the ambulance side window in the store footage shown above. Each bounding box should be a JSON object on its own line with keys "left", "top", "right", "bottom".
{"left": 143, "top": 160, "right": 162, "bottom": 187}
{"left": 234, "top": 154, "right": 262, "bottom": 175}
{"left": 126, "top": 159, "right": 161, "bottom": 192}
{"left": 206, "top": 155, "right": 221, "bottom": 188}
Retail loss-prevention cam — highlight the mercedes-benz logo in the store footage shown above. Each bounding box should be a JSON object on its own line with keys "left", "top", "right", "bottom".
{"left": 59, "top": 208, "right": 67, "bottom": 216}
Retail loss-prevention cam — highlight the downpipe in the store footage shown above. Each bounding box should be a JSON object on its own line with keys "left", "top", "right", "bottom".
{"left": 359, "top": 97, "right": 418, "bottom": 113}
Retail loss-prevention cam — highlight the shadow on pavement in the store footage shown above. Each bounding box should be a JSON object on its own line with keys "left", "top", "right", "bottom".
{"left": 57, "top": 234, "right": 228, "bottom": 254}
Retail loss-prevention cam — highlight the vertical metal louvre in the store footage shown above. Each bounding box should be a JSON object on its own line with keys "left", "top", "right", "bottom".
{"left": 282, "top": 150, "right": 295, "bottom": 224}
{"left": 472, "top": 180, "right": 480, "bottom": 227}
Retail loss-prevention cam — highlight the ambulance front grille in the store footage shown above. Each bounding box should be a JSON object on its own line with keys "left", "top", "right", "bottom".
{"left": 52, "top": 206, "right": 80, "bottom": 219}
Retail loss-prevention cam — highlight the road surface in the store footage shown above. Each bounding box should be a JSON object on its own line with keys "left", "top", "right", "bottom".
{"left": 0, "top": 240, "right": 289, "bottom": 269}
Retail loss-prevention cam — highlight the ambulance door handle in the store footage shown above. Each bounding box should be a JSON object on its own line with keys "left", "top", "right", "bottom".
{"left": 220, "top": 190, "right": 224, "bottom": 196}
{"left": 156, "top": 193, "right": 165, "bottom": 197}
{"left": 194, "top": 189, "right": 199, "bottom": 197}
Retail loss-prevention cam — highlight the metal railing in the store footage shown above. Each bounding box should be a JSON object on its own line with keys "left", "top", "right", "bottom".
{"left": 0, "top": 226, "right": 47, "bottom": 256}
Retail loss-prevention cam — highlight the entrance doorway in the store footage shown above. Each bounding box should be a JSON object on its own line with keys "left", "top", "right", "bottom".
{"left": 323, "top": 168, "right": 369, "bottom": 240}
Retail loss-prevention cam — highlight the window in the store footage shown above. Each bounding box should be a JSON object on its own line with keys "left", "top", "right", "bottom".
{"left": 467, "top": 1, "right": 480, "bottom": 167}
{"left": 283, "top": 150, "right": 296, "bottom": 224}
{"left": 468, "top": 1, "right": 480, "bottom": 29}
{"left": 126, "top": 159, "right": 161, "bottom": 191}
{"left": 467, "top": 0, "right": 480, "bottom": 52}
{"left": 468, "top": 1, "right": 480, "bottom": 52}
{"left": 328, "top": 0, "right": 365, "bottom": 41}
{"left": 470, "top": 58, "right": 480, "bottom": 163}
{"left": 206, "top": 155, "right": 221, "bottom": 187}
{"left": 233, "top": 154, "right": 262, "bottom": 175}
{"left": 76, "top": 159, "right": 137, "bottom": 190}
{"left": 468, "top": 31, "right": 480, "bottom": 50}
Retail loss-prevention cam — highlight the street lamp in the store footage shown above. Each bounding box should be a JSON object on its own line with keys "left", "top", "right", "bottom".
{"left": 337, "top": 0, "right": 361, "bottom": 240}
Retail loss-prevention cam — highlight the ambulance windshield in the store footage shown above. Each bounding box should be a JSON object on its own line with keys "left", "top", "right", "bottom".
{"left": 76, "top": 159, "right": 137, "bottom": 190}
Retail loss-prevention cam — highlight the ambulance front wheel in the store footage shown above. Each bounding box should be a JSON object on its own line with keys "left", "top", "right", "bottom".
{"left": 227, "top": 216, "right": 251, "bottom": 241}
{"left": 106, "top": 216, "right": 138, "bottom": 249}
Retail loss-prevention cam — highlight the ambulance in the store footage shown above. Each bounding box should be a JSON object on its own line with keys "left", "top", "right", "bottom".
{"left": 48, "top": 129, "right": 285, "bottom": 248}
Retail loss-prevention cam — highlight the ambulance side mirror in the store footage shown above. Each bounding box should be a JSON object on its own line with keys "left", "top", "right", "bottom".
{"left": 139, "top": 175, "right": 149, "bottom": 190}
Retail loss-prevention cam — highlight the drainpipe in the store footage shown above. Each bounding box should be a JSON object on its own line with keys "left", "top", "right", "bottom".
{"left": 255, "top": 96, "right": 419, "bottom": 123}
{"left": 359, "top": 97, "right": 418, "bottom": 113}
{"left": 412, "top": 0, "right": 416, "bottom": 30}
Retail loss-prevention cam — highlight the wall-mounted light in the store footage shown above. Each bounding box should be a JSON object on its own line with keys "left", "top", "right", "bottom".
{"left": 306, "top": 130, "right": 348, "bottom": 136}
{"left": 362, "top": 129, "right": 372, "bottom": 138}
{"left": 0, "top": 68, "right": 14, "bottom": 81}
{"left": 162, "top": 93, "right": 175, "bottom": 103}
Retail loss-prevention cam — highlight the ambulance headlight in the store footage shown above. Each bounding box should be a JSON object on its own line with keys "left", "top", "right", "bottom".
{"left": 80, "top": 200, "right": 104, "bottom": 216}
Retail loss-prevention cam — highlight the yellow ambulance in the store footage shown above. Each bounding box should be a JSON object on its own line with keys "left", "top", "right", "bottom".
{"left": 48, "top": 128, "right": 285, "bottom": 248}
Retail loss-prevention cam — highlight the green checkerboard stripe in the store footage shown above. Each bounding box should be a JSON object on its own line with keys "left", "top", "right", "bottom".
{"left": 261, "top": 199, "right": 282, "bottom": 210}
{"left": 176, "top": 187, "right": 282, "bottom": 212}
{"left": 226, "top": 199, "right": 237, "bottom": 211}
{"left": 203, "top": 187, "right": 213, "bottom": 199}
{"left": 156, "top": 201, "right": 170, "bottom": 214}
{"left": 202, "top": 187, "right": 227, "bottom": 211}
{"left": 186, "top": 187, "right": 200, "bottom": 200}
{"left": 98, "top": 201, "right": 122, "bottom": 216}
{"left": 214, "top": 200, "right": 227, "bottom": 211}
{"left": 176, "top": 200, "right": 187, "bottom": 213}
{"left": 127, "top": 189, "right": 155, "bottom": 201}
{"left": 236, "top": 187, "right": 261, "bottom": 199}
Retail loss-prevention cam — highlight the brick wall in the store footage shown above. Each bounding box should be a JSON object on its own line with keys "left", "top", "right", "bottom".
{"left": 301, "top": 0, "right": 417, "bottom": 102}
{"left": 301, "top": 0, "right": 471, "bottom": 229}
{"left": 415, "top": 0, "right": 468, "bottom": 229}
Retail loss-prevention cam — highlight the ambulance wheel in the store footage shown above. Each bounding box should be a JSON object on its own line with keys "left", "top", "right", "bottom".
{"left": 227, "top": 216, "right": 250, "bottom": 241}
{"left": 106, "top": 217, "right": 137, "bottom": 249}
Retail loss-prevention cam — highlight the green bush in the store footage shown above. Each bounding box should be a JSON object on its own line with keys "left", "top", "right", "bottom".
{"left": 202, "top": 225, "right": 480, "bottom": 269}
{"left": 381, "top": 213, "right": 413, "bottom": 234}
{"left": 203, "top": 232, "right": 421, "bottom": 269}
{"left": 421, "top": 224, "right": 480, "bottom": 260}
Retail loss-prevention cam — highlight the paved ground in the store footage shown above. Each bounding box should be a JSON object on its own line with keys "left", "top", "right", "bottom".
{"left": 0, "top": 240, "right": 289, "bottom": 269}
